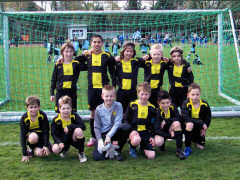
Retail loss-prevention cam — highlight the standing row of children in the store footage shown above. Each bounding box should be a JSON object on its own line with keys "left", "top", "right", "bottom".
{"left": 20, "top": 34, "right": 211, "bottom": 163}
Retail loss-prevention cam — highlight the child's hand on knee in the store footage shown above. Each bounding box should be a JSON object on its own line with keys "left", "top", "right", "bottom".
{"left": 64, "top": 127, "right": 69, "bottom": 134}
{"left": 21, "top": 156, "right": 29, "bottom": 163}
{"left": 149, "top": 137, "right": 155, "bottom": 146}
{"left": 42, "top": 146, "right": 50, "bottom": 156}
{"left": 59, "top": 143, "right": 64, "bottom": 149}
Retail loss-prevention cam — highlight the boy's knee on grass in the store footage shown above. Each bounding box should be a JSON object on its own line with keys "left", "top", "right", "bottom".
{"left": 186, "top": 122, "right": 194, "bottom": 131}
{"left": 145, "top": 150, "right": 155, "bottom": 159}
{"left": 28, "top": 132, "right": 39, "bottom": 144}
{"left": 35, "top": 148, "right": 44, "bottom": 157}
{"left": 130, "top": 135, "right": 141, "bottom": 147}
{"left": 154, "top": 135, "right": 164, "bottom": 147}
{"left": 52, "top": 144, "right": 61, "bottom": 154}
{"left": 73, "top": 128, "right": 84, "bottom": 137}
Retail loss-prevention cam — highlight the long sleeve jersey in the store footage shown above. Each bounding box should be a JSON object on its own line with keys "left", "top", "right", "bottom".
{"left": 143, "top": 59, "right": 167, "bottom": 90}
{"left": 82, "top": 51, "right": 116, "bottom": 88}
{"left": 123, "top": 100, "right": 155, "bottom": 134}
{"left": 94, "top": 102, "right": 123, "bottom": 141}
{"left": 50, "top": 57, "right": 87, "bottom": 96}
{"left": 182, "top": 98, "right": 211, "bottom": 127}
{"left": 51, "top": 112, "right": 86, "bottom": 144}
{"left": 166, "top": 59, "right": 194, "bottom": 88}
{"left": 115, "top": 58, "right": 144, "bottom": 90}
{"left": 155, "top": 104, "right": 180, "bottom": 137}
{"left": 20, "top": 110, "right": 49, "bottom": 156}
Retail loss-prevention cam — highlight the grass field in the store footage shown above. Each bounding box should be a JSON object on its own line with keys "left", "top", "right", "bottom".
{"left": 0, "top": 43, "right": 240, "bottom": 113}
{"left": 0, "top": 117, "right": 240, "bottom": 179}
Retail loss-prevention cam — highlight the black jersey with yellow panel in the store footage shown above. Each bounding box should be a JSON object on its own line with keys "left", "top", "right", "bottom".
{"left": 51, "top": 112, "right": 86, "bottom": 144}
{"left": 167, "top": 60, "right": 194, "bottom": 88}
{"left": 82, "top": 52, "right": 116, "bottom": 88}
{"left": 115, "top": 58, "right": 144, "bottom": 90}
{"left": 143, "top": 59, "right": 167, "bottom": 89}
{"left": 123, "top": 100, "right": 155, "bottom": 133}
{"left": 20, "top": 110, "right": 49, "bottom": 156}
{"left": 50, "top": 57, "right": 87, "bottom": 96}
{"left": 154, "top": 104, "right": 180, "bottom": 137}
{"left": 182, "top": 98, "right": 211, "bottom": 127}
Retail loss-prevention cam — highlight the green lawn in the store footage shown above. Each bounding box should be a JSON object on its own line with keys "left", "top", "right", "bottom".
{"left": 0, "top": 117, "right": 240, "bottom": 179}
{"left": 0, "top": 43, "right": 240, "bottom": 112}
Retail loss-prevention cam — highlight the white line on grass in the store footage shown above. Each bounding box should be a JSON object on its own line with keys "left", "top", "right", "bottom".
{"left": 1, "top": 137, "right": 240, "bottom": 146}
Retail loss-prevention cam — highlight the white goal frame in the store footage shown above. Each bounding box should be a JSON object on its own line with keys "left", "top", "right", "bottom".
{"left": 0, "top": 9, "right": 240, "bottom": 122}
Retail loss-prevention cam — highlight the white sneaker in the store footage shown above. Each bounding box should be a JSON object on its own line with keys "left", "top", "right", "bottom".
{"left": 78, "top": 152, "right": 87, "bottom": 163}
{"left": 60, "top": 150, "right": 68, "bottom": 158}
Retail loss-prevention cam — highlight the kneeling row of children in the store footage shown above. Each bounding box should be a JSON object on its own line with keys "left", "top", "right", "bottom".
{"left": 20, "top": 82, "right": 211, "bottom": 163}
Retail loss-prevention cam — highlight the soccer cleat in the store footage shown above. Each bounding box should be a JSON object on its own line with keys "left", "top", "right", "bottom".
{"left": 27, "top": 148, "right": 34, "bottom": 158}
{"left": 115, "top": 152, "right": 123, "bottom": 161}
{"left": 184, "top": 147, "right": 192, "bottom": 157}
{"left": 176, "top": 149, "right": 186, "bottom": 160}
{"left": 60, "top": 150, "right": 69, "bottom": 158}
{"left": 129, "top": 146, "right": 137, "bottom": 158}
{"left": 78, "top": 152, "right": 87, "bottom": 163}
{"left": 87, "top": 138, "right": 96, "bottom": 147}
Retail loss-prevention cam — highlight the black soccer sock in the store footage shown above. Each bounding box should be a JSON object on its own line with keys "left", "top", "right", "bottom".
{"left": 90, "top": 118, "right": 96, "bottom": 138}
{"left": 185, "top": 129, "right": 192, "bottom": 148}
{"left": 174, "top": 130, "right": 183, "bottom": 150}
{"left": 76, "top": 137, "right": 85, "bottom": 153}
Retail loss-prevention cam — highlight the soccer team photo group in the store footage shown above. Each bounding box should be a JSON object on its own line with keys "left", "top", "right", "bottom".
{"left": 0, "top": 1, "right": 240, "bottom": 179}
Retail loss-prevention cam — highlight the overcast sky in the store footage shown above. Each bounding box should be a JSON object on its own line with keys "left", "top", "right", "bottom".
{"left": 34, "top": 1, "right": 151, "bottom": 11}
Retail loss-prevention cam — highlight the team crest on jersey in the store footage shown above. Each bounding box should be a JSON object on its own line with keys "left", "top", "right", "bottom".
{"left": 67, "top": 70, "right": 70, "bottom": 73}
{"left": 141, "top": 112, "right": 145, "bottom": 117}
{"left": 112, "top": 110, "right": 116, "bottom": 116}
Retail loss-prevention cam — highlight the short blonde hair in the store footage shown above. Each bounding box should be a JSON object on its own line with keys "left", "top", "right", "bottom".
{"left": 150, "top": 44, "right": 163, "bottom": 54}
{"left": 137, "top": 82, "right": 151, "bottom": 95}
{"left": 58, "top": 95, "right": 72, "bottom": 108}
{"left": 188, "top": 83, "right": 201, "bottom": 93}
{"left": 26, "top": 95, "right": 40, "bottom": 107}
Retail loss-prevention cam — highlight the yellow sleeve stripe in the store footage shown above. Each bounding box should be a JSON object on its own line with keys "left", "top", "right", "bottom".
{"left": 72, "top": 60, "right": 79, "bottom": 64}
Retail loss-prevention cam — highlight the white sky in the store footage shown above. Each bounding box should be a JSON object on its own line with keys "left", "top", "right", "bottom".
{"left": 34, "top": 1, "right": 151, "bottom": 11}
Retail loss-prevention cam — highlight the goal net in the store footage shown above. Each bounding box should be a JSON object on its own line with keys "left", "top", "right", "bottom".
{"left": 0, "top": 5, "right": 240, "bottom": 121}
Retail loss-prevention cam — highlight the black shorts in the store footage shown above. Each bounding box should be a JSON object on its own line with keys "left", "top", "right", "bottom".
{"left": 88, "top": 88, "right": 103, "bottom": 110}
{"left": 57, "top": 132, "right": 83, "bottom": 150}
{"left": 27, "top": 132, "right": 44, "bottom": 149}
{"left": 169, "top": 86, "right": 188, "bottom": 108}
{"left": 191, "top": 123, "right": 206, "bottom": 146}
{"left": 117, "top": 88, "right": 137, "bottom": 113}
{"left": 55, "top": 89, "right": 77, "bottom": 113}
{"left": 138, "top": 131, "right": 155, "bottom": 151}
{"left": 149, "top": 88, "right": 161, "bottom": 108}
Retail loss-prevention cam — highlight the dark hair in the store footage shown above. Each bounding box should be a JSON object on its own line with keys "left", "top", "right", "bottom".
{"left": 91, "top": 34, "right": 103, "bottom": 42}
{"left": 157, "top": 90, "right": 171, "bottom": 102}
{"left": 170, "top": 46, "right": 183, "bottom": 64}
{"left": 120, "top": 42, "right": 136, "bottom": 60}
{"left": 26, "top": 95, "right": 40, "bottom": 107}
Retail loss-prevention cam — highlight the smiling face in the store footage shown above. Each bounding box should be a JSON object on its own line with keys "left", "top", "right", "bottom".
{"left": 171, "top": 52, "right": 182, "bottom": 65}
{"left": 91, "top": 37, "right": 103, "bottom": 53}
{"left": 151, "top": 49, "right": 163, "bottom": 64}
{"left": 63, "top": 46, "right": 74, "bottom": 62}
{"left": 59, "top": 103, "right": 72, "bottom": 119}
{"left": 138, "top": 90, "right": 150, "bottom": 104}
{"left": 123, "top": 46, "right": 134, "bottom": 61}
{"left": 27, "top": 103, "right": 40, "bottom": 117}
{"left": 158, "top": 99, "right": 171, "bottom": 111}
{"left": 188, "top": 88, "right": 201, "bottom": 104}
{"left": 102, "top": 89, "right": 116, "bottom": 107}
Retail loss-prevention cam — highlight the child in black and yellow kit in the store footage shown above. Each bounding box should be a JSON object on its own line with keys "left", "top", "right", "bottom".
{"left": 51, "top": 96, "right": 87, "bottom": 163}
{"left": 154, "top": 90, "right": 186, "bottom": 160}
{"left": 182, "top": 83, "right": 211, "bottom": 157}
{"left": 50, "top": 42, "right": 86, "bottom": 113}
{"left": 143, "top": 44, "right": 167, "bottom": 108}
{"left": 20, "top": 96, "right": 50, "bottom": 163}
{"left": 124, "top": 82, "right": 156, "bottom": 159}
{"left": 167, "top": 46, "right": 194, "bottom": 109}
{"left": 115, "top": 42, "right": 145, "bottom": 113}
